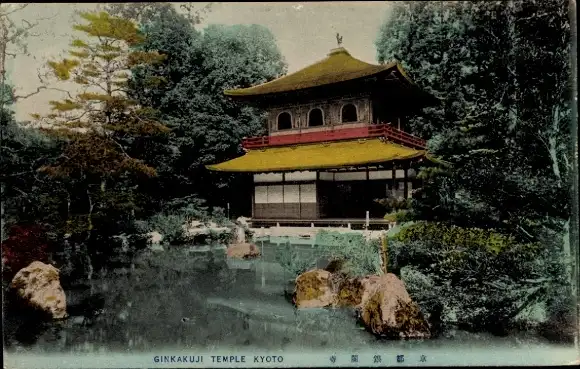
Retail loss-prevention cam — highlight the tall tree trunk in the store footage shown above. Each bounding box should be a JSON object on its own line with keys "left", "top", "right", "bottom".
{"left": 85, "top": 186, "right": 95, "bottom": 283}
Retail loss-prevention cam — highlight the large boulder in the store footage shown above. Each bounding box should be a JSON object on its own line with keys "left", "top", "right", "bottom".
{"left": 226, "top": 243, "right": 261, "bottom": 259}
{"left": 293, "top": 269, "right": 335, "bottom": 308}
{"left": 9, "top": 261, "right": 67, "bottom": 320}
{"left": 358, "top": 274, "right": 430, "bottom": 339}
{"left": 292, "top": 269, "right": 430, "bottom": 339}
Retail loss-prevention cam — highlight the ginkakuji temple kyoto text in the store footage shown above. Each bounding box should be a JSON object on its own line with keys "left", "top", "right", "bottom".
{"left": 207, "top": 45, "right": 440, "bottom": 228}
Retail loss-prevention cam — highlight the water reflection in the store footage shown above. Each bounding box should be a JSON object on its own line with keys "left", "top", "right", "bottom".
{"left": 2, "top": 243, "right": 569, "bottom": 354}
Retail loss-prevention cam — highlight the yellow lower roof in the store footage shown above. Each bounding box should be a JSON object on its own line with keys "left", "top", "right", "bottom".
{"left": 206, "top": 139, "right": 425, "bottom": 173}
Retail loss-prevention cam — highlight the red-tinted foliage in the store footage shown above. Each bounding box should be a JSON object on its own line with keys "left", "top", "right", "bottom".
{"left": 2, "top": 224, "right": 51, "bottom": 280}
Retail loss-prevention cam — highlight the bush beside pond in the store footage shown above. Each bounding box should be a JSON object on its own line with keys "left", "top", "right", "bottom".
{"left": 279, "top": 224, "right": 573, "bottom": 339}
{"left": 389, "top": 222, "right": 574, "bottom": 338}
{"left": 137, "top": 212, "right": 236, "bottom": 248}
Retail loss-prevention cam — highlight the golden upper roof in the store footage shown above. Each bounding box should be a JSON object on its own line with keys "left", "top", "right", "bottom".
{"left": 224, "top": 47, "right": 413, "bottom": 97}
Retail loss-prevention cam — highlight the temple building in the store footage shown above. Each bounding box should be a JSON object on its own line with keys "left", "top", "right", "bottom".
{"left": 207, "top": 45, "right": 438, "bottom": 228}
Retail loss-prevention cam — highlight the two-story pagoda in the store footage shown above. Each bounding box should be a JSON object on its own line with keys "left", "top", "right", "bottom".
{"left": 207, "top": 46, "right": 438, "bottom": 228}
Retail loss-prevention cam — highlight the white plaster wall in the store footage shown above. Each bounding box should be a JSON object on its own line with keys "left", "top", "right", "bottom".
{"left": 300, "top": 183, "right": 317, "bottom": 203}
{"left": 334, "top": 171, "right": 367, "bottom": 181}
{"left": 368, "top": 170, "right": 392, "bottom": 180}
{"left": 255, "top": 186, "right": 268, "bottom": 204}
{"left": 285, "top": 171, "right": 317, "bottom": 181}
{"left": 254, "top": 173, "right": 284, "bottom": 183}
{"left": 284, "top": 184, "right": 300, "bottom": 203}
{"left": 268, "top": 185, "right": 284, "bottom": 203}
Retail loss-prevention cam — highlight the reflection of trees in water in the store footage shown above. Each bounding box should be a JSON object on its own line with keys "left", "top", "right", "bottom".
{"left": 3, "top": 247, "right": 410, "bottom": 351}
{"left": 5, "top": 249, "right": 244, "bottom": 351}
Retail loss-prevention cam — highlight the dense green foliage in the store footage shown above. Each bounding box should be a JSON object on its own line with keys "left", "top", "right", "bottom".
{"left": 374, "top": 0, "right": 575, "bottom": 337}
{"left": 389, "top": 224, "right": 571, "bottom": 334}
{"left": 2, "top": 6, "right": 287, "bottom": 281}
{"left": 128, "top": 8, "right": 287, "bottom": 215}
{"left": 376, "top": 0, "right": 572, "bottom": 239}
{"left": 1, "top": 112, "right": 63, "bottom": 233}
{"left": 396, "top": 221, "right": 519, "bottom": 253}
{"left": 317, "top": 231, "right": 382, "bottom": 277}
{"left": 276, "top": 232, "right": 383, "bottom": 279}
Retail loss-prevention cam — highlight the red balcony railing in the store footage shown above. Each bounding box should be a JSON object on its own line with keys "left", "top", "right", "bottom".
{"left": 242, "top": 123, "right": 426, "bottom": 150}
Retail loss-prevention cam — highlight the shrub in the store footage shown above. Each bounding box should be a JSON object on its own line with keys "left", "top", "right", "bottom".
{"left": 2, "top": 225, "right": 52, "bottom": 281}
{"left": 275, "top": 241, "right": 319, "bottom": 279}
{"left": 207, "top": 229, "right": 234, "bottom": 246}
{"left": 317, "top": 231, "right": 382, "bottom": 277}
{"left": 374, "top": 197, "right": 411, "bottom": 212}
{"left": 384, "top": 210, "right": 414, "bottom": 223}
{"left": 390, "top": 221, "right": 571, "bottom": 334}
{"left": 162, "top": 195, "right": 210, "bottom": 221}
{"left": 145, "top": 212, "right": 188, "bottom": 245}
{"left": 396, "top": 221, "right": 517, "bottom": 253}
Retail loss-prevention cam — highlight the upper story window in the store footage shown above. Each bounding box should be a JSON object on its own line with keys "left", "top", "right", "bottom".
{"left": 308, "top": 108, "right": 324, "bottom": 127}
{"left": 277, "top": 112, "right": 292, "bottom": 130}
{"left": 341, "top": 103, "right": 358, "bottom": 123}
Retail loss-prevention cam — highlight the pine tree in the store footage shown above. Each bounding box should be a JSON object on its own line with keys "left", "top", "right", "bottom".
{"left": 31, "top": 11, "right": 170, "bottom": 278}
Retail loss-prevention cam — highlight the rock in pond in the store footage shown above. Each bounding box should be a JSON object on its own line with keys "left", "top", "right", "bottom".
{"left": 226, "top": 243, "right": 261, "bottom": 259}
{"left": 358, "top": 273, "right": 431, "bottom": 339}
{"left": 292, "top": 270, "right": 431, "bottom": 339}
{"left": 9, "top": 261, "right": 67, "bottom": 320}
{"left": 293, "top": 269, "right": 335, "bottom": 308}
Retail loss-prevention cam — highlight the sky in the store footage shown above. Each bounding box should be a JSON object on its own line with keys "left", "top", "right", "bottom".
{"left": 6, "top": 2, "right": 394, "bottom": 121}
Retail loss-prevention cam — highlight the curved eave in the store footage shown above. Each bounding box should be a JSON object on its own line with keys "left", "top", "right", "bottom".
{"left": 223, "top": 61, "right": 439, "bottom": 107}
{"left": 224, "top": 62, "right": 399, "bottom": 98}
{"left": 206, "top": 139, "right": 429, "bottom": 173}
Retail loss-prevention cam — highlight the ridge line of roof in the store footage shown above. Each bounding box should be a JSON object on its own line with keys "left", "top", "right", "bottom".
{"left": 223, "top": 47, "right": 401, "bottom": 96}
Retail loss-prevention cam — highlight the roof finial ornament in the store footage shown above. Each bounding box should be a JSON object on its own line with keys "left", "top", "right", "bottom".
{"left": 336, "top": 33, "right": 343, "bottom": 47}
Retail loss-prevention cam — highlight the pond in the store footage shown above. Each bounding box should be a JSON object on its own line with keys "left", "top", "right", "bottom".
{"left": 3, "top": 241, "right": 578, "bottom": 366}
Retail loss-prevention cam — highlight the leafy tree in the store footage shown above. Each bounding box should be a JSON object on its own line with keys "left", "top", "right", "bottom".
{"left": 376, "top": 1, "right": 572, "bottom": 240}
{"left": 376, "top": 0, "right": 575, "bottom": 336}
{"left": 130, "top": 15, "right": 287, "bottom": 216}
{"left": 1, "top": 4, "right": 58, "bottom": 244}
{"left": 31, "top": 11, "right": 169, "bottom": 278}
{"left": 102, "top": 2, "right": 213, "bottom": 27}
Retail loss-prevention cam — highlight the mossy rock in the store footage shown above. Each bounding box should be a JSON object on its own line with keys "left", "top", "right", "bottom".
{"left": 360, "top": 292, "right": 431, "bottom": 339}
{"left": 295, "top": 270, "right": 326, "bottom": 301}
{"left": 394, "top": 300, "right": 431, "bottom": 338}
{"left": 294, "top": 270, "right": 334, "bottom": 308}
{"left": 335, "top": 277, "right": 364, "bottom": 307}
{"left": 361, "top": 291, "right": 384, "bottom": 334}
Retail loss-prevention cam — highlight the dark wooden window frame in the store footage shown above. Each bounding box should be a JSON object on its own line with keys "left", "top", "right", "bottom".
{"left": 308, "top": 107, "right": 324, "bottom": 127}
{"left": 341, "top": 103, "right": 358, "bottom": 123}
{"left": 277, "top": 111, "right": 293, "bottom": 131}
